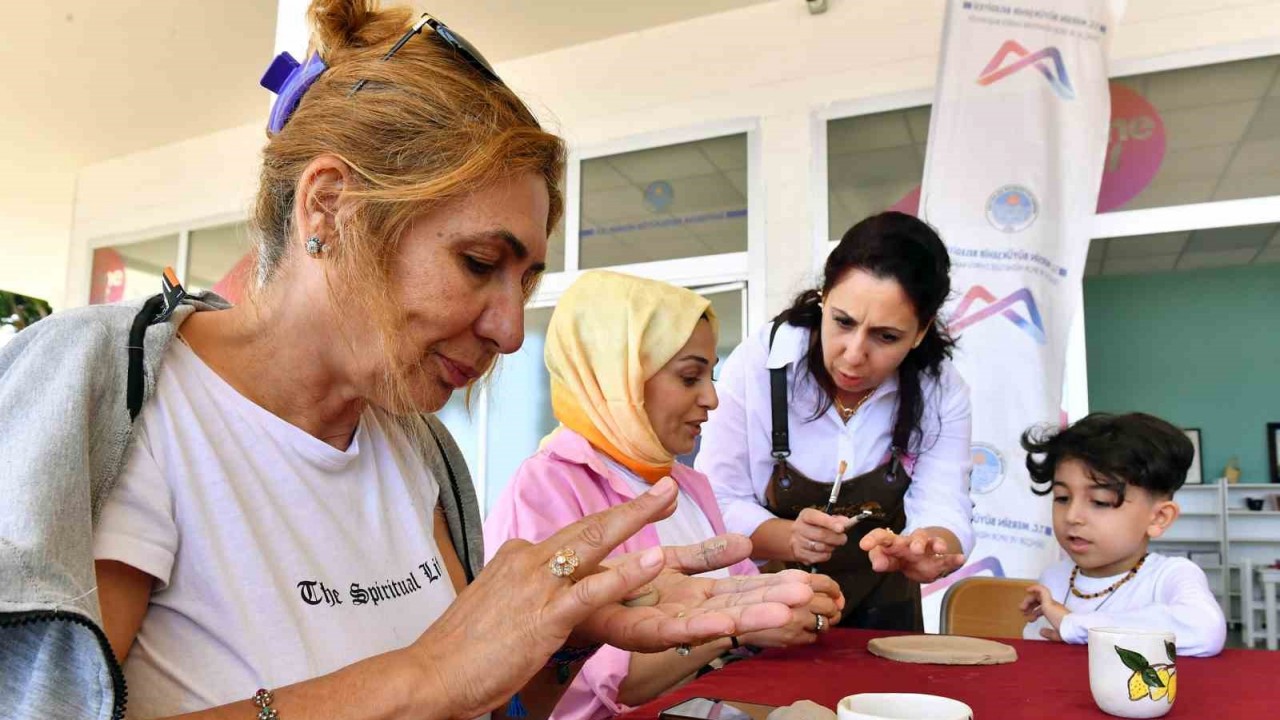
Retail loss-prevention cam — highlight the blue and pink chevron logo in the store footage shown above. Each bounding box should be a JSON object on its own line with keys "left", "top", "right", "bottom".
{"left": 950, "top": 285, "right": 1047, "bottom": 345}
{"left": 977, "top": 40, "right": 1074, "bottom": 100}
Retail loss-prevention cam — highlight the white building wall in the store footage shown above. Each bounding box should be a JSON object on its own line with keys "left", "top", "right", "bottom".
{"left": 1, "top": 171, "right": 74, "bottom": 308}
{"left": 66, "top": 0, "right": 1280, "bottom": 313}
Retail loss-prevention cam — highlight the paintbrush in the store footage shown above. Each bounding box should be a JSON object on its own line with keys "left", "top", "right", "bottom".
{"left": 809, "top": 460, "right": 848, "bottom": 573}
{"left": 821, "top": 460, "right": 848, "bottom": 515}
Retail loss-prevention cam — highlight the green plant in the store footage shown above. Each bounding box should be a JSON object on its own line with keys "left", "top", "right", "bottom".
{"left": 0, "top": 290, "right": 52, "bottom": 332}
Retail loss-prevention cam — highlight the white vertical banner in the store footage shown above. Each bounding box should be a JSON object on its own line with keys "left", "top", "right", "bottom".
{"left": 917, "top": 0, "right": 1125, "bottom": 630}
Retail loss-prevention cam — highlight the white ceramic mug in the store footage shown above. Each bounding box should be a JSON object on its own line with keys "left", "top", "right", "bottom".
{"left": 1087, "top": 627, "right": 1177, "bottom": 718}
{"left": 836, "top": 693, "right": 972, "bottom": 720}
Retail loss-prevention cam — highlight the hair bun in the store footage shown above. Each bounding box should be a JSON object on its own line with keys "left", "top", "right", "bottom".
{"left": 308, "top": 0, "right": 378, "bottom": 56}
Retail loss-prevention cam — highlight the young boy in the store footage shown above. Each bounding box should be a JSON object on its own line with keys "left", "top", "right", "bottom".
{"left": 1019, "top": 412, "right": 1226, "bottom": 657}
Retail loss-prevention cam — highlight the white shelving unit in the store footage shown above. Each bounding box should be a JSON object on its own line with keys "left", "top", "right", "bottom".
{"left": 1153, "top": 482, "right": 1280, "bottom": 643}
{"left": 1224, "top": 485, "right": 1280, "bottom": 639}
{"left": 1151, "top": 484, "right": 1228, "bottom": 609}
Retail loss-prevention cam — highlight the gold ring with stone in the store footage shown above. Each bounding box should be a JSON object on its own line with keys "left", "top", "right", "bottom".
{"left": 549, "top": 547, "right": 581, "bottom": 579}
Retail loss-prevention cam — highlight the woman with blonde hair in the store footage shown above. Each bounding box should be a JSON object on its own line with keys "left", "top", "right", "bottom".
{"left": 486, "top": 271, "right": 844, "bottom": 720}
{"left": 0, "top": 3, "right": 812, "bottom": 718}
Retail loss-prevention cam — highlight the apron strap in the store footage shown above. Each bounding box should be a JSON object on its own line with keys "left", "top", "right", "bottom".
{"left": 126, "top": 268, "right": 188, "bottom": 422}
{"left": 768, "top": 321, "right": 790, "bottom": 459}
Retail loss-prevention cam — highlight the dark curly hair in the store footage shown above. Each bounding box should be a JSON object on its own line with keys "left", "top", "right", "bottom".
{"left": 773, "top": 211, "right": 956, "bottom": 454}
{"left": 1021, "top": 412, "right": 1194, "bottom": 506}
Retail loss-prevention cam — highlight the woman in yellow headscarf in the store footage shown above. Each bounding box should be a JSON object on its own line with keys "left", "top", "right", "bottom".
{"left": 485, "top": 270, "right": 843, "bottom": 720}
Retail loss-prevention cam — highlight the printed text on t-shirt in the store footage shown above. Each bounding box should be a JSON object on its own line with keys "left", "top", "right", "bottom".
{"left": 296, "top": 557, "right": 445, "bottom": 608}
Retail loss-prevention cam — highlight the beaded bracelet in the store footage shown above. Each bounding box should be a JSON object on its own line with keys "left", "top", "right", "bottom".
{"left": 252, "top": 688, "right": 277, "bottom": 720}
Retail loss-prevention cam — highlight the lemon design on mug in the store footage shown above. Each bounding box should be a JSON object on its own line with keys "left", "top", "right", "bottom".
{"left": 1117, "top": 641, "right": 1177, "bottom": 705}
{"left": 1147, "top": 666, "right": 1176, "bottom": 703}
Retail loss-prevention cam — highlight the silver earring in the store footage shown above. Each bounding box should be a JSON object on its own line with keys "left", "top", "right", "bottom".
{"left": 305, "top": 236, "right": 326, "bottom": 256}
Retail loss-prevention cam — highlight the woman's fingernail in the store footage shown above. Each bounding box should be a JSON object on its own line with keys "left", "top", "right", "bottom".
{"left": 651, "top": 477, "right": 675, "bottom": 495}
{"left": 641, "top": 546, "right": 664, "bottom": 568}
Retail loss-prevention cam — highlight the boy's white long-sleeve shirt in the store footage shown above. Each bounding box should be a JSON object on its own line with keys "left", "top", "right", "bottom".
{"left": 1024, "top": 552, "right": 1226, "bottom": 657}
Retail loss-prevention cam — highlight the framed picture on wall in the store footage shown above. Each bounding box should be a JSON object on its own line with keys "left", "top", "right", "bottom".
{"left": 1183, "top": 428, "right": 1204, "bottom": 485}
{"left": 1268, "top": 423, "right": 1280, "bottom": 484}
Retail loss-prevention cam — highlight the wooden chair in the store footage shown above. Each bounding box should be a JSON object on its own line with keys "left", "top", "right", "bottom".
{"left": 939, "top": 577, "right": 1037, "bottom": 639}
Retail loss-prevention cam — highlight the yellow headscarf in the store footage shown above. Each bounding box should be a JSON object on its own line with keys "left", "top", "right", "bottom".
{"left": 544, "top": 271, "right": 718, "bottom": 483}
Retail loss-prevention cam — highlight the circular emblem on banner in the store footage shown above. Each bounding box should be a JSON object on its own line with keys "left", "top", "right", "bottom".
{"left": 969, "top": 442, "right": 1005, "bottom": 495}
{"left": 985, "top": 185, "right": 1038, "bottom": 233}
{"left": 644, "top": 180, "right": 674, "bottom": 212}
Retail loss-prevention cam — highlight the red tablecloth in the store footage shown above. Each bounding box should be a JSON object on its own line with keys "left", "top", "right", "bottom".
{"left": 625, "top": 630, "right": 1273, "bottom": 719}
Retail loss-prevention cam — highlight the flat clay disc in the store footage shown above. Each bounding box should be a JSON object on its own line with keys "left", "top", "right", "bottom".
{"left": 766, "top": 700, "right": 836, "bottom": 720}
{"left": 867, "top": 635, "right": 1017, "bottom": 665}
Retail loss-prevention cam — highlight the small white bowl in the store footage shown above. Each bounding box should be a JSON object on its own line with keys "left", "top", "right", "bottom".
{"left": 837, "top": 693, "right": 973, "bottom": 720}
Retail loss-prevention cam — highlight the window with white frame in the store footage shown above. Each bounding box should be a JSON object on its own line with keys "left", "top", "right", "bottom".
{"left": 579, "top": 134, "right": 748, "bottom": 268}
{"left": 545, "top": 219, "right": 566, "bottom": 275}
{"left": 472, "top": 129, "right": 756, "bottom": 513}
{"left": 89, "top": 234, "right": 181, "bottom": 304}
{"left": 826, "top": 54, "right": 1280, "bottom": 247}
{"left": 88, "top": 221, "right": 252, "bottom": 304}
{"left": 187, "top": 222, "right": 254, "bottom": 296}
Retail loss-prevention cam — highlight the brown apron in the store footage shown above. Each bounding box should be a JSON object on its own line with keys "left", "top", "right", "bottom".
{"left": 761, "top": 321, "right": 922, "bottom": 631}
{"left": 764, "top": 458, "right": 922, "bottom": 631}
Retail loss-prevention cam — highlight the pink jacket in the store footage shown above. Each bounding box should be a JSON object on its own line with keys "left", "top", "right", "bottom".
{"left": 483, "top": 429, "right": 757, "bottom": 720}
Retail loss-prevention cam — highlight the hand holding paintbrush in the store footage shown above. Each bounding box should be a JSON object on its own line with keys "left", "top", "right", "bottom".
{"left": 806, "top": 460, "right": 848, "bottom": 572}
{"left": 798, "top": 462, "right": 889, "bottom": 571}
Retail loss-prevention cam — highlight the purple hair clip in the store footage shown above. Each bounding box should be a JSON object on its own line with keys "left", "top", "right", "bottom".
{"left": 260, "top": 51, "right": 328, "bottom": 135}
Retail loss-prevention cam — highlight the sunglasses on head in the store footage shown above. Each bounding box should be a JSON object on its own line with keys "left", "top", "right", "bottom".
{"left": 349, "top": 12, "right": 501, "bottom": 96}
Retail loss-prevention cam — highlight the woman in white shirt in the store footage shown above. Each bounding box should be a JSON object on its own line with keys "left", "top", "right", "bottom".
{"left": 697, "top": 211, "right": 975, "bottom": 630}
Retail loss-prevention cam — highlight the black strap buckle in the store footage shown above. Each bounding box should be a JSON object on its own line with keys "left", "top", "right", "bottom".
{"left": 153, "top": 267, "right": 188, "bottom": 323}
{"left": 768, "top": 321, "right": 791, "bottom": 460}
{"left": 127, "top": 267, "right": 187, "bottom": 421}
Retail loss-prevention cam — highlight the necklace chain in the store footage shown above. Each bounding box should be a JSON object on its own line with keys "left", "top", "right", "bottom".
{"left": 1069, "top": 553, "right": 1148, "bottom": 600}
{"left": 833, "top": 392, "right": 872, "bottom": 422}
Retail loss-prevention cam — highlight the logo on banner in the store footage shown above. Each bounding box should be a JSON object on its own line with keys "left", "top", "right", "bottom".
{"left": 951, "top": 285, "right": 1047, "bottom": 345}
{"left": 977, "top": 40, "right": 1074, "bottom": 100}
{"left": 887, "top": 84, "right": 1165, "bottom": 218}
{"left": 985, "top": 185, "right": 1038, "bottom": 233}
{"left": 970, "top": 443, "right": 1006, "bottom": 495}
{"left": 1099, "top": 82, "right": 1167, "bottom": 212}
{"left": 89, "top": 248, "right": 127, "bottom": 305}
{"left": 644, "top": 180, "right": 674, "bottom": 212}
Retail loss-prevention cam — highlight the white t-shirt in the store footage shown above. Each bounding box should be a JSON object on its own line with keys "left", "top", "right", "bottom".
{"left": 1023, "top": 552, "right": 1226, "bottom": 657}
{"left": 604, "top": 458, "right": 730, "bottom": 580}
{"left": 94, "top": 340, "right": 459, "bottom": 716}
